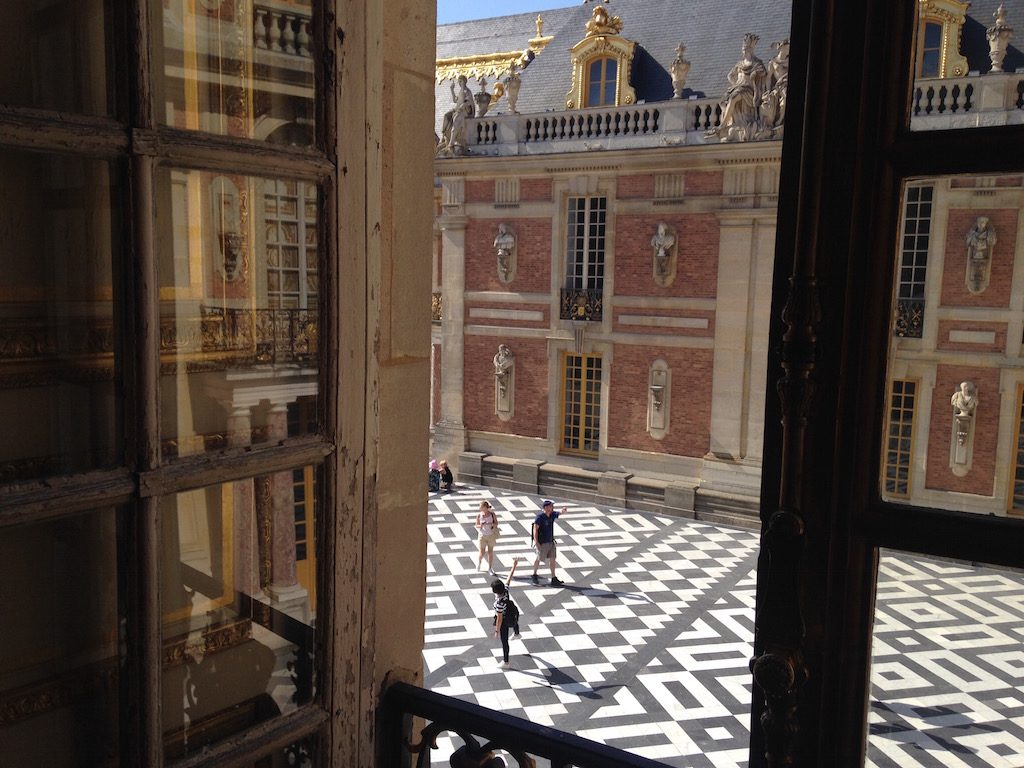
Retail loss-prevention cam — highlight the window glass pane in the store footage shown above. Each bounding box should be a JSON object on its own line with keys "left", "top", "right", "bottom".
{"left": 0, "top": 0, "right": 111, "bottom": 115}
{"left": 910, "top": 9, "right": 1020, "bottom": 131}
{"left": 153, "top": 0, "right": 315, "bottom": 147}
{"left": 156, "top": 168, "right": 319, "bottom": 460}
{"left": 0, "top": 508, "right": 123, "bottom": 765}
{"left": 0, "top": 149, "right": 121, "bottom": 482}
{"left": 884, "top": 173, "right": 1024, "bottom": 517}
{"left": 869, "top": 551, "right": 1024, "bottom": 765}
{"left": 161, "top": 469, "right": 319, "bottom": 758}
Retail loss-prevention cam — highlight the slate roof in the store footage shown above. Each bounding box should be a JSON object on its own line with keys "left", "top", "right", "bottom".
{"left": 436, "top": 1, "right": 1024, "bottom": 131}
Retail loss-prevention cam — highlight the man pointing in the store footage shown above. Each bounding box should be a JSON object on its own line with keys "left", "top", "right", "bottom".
{"left": 531, "top": 499, "right": 567, "bottom": 587}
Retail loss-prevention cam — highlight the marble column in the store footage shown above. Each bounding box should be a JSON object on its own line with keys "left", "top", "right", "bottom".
{"left": 227, "top": 404, "right": 261, "bottom": 598}
{"left": 261, "top": 402, "right": 308, "bottom": 618}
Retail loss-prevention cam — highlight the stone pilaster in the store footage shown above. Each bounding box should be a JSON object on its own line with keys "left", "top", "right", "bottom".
{"left": 227, "top": 404, "right": 261, "bottom": 598}
{"left": 433, "top": 212, "right": 469, "bottom": 468}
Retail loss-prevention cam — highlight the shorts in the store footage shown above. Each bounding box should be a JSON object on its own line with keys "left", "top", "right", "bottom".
{"left": 478, "top": 533, "right": 497, "bottom": 546}
{"left": 536, "top": 541, "right": 556, "bottom": 560}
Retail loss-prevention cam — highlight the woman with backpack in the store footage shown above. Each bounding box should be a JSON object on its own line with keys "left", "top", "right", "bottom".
{"left": 475, "top": 500, "right": 500, "bottom": 575}
{"left": 491, "top": 558, "right": 521, "bottom": 669}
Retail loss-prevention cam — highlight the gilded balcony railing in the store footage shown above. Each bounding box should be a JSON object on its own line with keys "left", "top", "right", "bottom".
{"left": 560, "top": 288, "right": 603, "bottom": 322}
{"left": 159, "top": 306, "right": 318, "bottom": 366}
{"left": 893, "top": 298, "right": 924, "bottom": 339}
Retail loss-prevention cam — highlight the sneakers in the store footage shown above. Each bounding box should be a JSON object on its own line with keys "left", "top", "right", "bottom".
{"left": 488, "top": 569, "right": 496, "bottom": 576}
{"left": 512, "top": 632, "right": 521, "bottom": 639}
{"left": 550, "top": 577, "right": 564, "bottom": 587}
{"left": 530, "top": 573, "right": 539, "bottom": 584}
{"left": 500, "top": 660, "right": 511, "bottom": 669}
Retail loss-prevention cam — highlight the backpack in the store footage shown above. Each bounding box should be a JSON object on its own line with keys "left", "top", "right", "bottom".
{"left": 503, "top": 594, "right": 520, "bottom": 626}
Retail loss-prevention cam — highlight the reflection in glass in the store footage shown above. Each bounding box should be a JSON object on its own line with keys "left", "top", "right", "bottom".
{"left": 0, "top": 509, "right": 122, "bottom": 765}
{"left": 156, "top": 168, "right": 319, "bottom": 459}
{"left": 910, "top": 3, "right": 1024, "bottom": 131}
{"left": 884, "top": 173, "right": 1024, "bottom": 515}
{"left": 161, "top": 469, "right": 318, "bottom": 758}
{"left": 0, "top": 0, "right": 111, "bottom": 115}
{"left": 0, "top": 150, "right": 121, "bottom": 482}
{"left": 869, "top": 551, "right": 1024, "bottom": 766}
{"left": 153, "top": 0, "right": 315, "bottom": 146}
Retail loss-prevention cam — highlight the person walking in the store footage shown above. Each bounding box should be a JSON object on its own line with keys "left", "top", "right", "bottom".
{"left": 475, "top": 500, "right": 499, "bottom": 575}
{"left": 491, "top": 558, "right": 521, "bottom": 669}
{"left": 531, "top": 499, "right": 566, "bottom": 586}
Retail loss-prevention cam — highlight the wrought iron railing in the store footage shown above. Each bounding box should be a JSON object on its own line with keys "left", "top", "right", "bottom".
{"left": 560, "top": 288, "right": 603, "bottom": 322}
{"left": 893, "top": 298, "right": 924, "bottom": 338}
{"left": 381, "top": 682, "right": 670, "bottom": 768}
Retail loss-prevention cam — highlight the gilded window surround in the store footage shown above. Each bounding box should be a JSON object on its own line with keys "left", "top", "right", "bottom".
{"left": 918, "top": 0, "right": 970, "bottom": 77}
{"left": 565, "top": 8, "right": 636, "bottom": 109}
{"left": 435, "top": 52, "right": 527, "bottom": 84}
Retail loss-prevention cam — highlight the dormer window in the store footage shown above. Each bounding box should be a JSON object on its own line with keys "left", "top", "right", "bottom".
{"left": 566, "top": 5, "right": 636, "bottom": 109}
{"left": 586, "top": 57, "right": 618, "bottom": 107}
{"left": 915, "top": 0, "right": 969, "bottom": 78}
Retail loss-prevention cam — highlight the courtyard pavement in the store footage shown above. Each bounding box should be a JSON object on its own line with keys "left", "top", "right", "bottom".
{"left": 425, "top": 485, "right": 1024, "bottom": 768}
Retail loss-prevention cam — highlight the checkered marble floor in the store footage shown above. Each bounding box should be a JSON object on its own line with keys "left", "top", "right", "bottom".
{"left": 425, "top": 487, "right": 1024, "bottom": 767}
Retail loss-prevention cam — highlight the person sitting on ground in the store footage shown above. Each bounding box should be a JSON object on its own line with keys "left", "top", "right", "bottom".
{"left": 428, "top": 459, "right": 441, "bottom": 492}
{"left": 439, "top": 459, "right": 454, "bottom": 492}
{"left": 531, "top": 499, "right": 567, "bottom": 587}
{"left": 491, "top": 558, "right": 521, "bottom": 669}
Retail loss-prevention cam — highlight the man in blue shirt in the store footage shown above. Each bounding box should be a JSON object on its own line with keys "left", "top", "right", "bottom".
{"left": 531, "top": 499, "right": 567, "bottom": 586}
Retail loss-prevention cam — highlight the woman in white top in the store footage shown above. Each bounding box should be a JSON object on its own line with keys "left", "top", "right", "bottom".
{"left": 475, "top": 500, "right": 499, "bottom": 575}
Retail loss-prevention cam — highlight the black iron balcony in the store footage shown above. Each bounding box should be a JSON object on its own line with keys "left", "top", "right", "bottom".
{"left": 560, "top": 288, "right": 603, "bottom": 322}
{"left": 893, "top": 298, "right": 924, "bottom": 338}
{"left": 382, "top": 681, "right": 669, "bottom": 768}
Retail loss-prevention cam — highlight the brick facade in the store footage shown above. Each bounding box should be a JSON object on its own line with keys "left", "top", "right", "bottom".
{"left": 432, "top": 342, "right": 441, "bottom": 426}
{"left": 465, "top": 179, "right": 493, "bottom": 203}
{"left": 606, "top": 345, "right": 713, "bottom": 457}
{"left": 463, "top": 335, "right": 548, "bottom": 438}
{"left": 520, "top": 178, "right": 553, "bottom": 202}
{"left": 924, "top": 365, "right": 1000, "bottom": 496}
{"left": 614, "top": 213, "right": 719, "bottom": 298}
{"left": 685, "top": 170, "right": 724, "bottom": 197}
{"left": 465, "top": 218, "right": 552, "bottom": 292}
{"left": 940, "top": 208, "right": 1018, "bottom": 309}
{"left": 617, "top": 174, "right": 655, "bottom": 199}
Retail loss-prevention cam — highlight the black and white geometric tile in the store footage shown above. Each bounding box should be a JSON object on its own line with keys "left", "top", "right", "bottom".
{"left": 425, "top": 486, "right": 1024, "bottom": 768}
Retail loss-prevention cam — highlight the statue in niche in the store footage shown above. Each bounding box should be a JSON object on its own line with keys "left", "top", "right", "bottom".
{"left": 706, "top": 33, "right": 768, "bottom": 142}
{"left": 950, "top": 380, "right": 978, "bottom": 474}
{"left": 493, "top": 344, "right": 515, "bottom": 419}
{"left": 759, "top": 39, "right": 790, "bottom": 138}
{"left": 438, "top": 75, "right": 475, "bottom": 156}
{"left": 965, "top": 216, "right": 996, "bottom": 294}
{"left": 650, "top": 222, "right": 677, "bottom": 285}
{"left": 951, "top": 380, "right": 978, "bottom": 421}
{"left": 670, "top": 43, "right": 691, "bottom": 99}
{"left": 474, "top": 76, "right": 492, "bottom": 118}
{"left": 493, "top": 223, "right": 516, "bottom": 282}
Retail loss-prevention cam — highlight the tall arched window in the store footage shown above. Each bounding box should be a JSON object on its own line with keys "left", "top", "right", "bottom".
{"left": 585, "top": 57, "right": 618, "bottom": 107}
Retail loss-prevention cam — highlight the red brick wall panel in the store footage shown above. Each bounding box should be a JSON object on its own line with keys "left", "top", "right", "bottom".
{"left": 520, "top": 178, "right": 552, "bottom": 202}
{"left": 614, "top": 214, "right": 718, "bottom": 298}
{"left": 606, "top": 345, "right": 713, "bottom": 457}
{"left": 686, "top": 171, "right": 724, "bottom": 196}
{"left": 464, "top": 218, "right": 552, "bottom": 292}
{"left": 432, "top": 343, "right": 441, "bottom": 425}
{"left": 617, "top": 174, "right": 655, "bottom": 200}
{"left": 935, "top": 320, "right": 1007, "bottom": 354}
{"left": 924, "top": 365, "right": 1000, "bottom": 496}
{"left": 465, "top": 180, "right": 493, "bottom": 203}
{"left": 463, "top": 335, "right": 548, "bottom": 438}
{"left": 940, "top": 209, "right": 1017, "bottom": 308}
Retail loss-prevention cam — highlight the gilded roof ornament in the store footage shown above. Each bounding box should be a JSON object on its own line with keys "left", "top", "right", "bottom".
{"left": 584, "top": 3, "right": 623, "bottom": 37}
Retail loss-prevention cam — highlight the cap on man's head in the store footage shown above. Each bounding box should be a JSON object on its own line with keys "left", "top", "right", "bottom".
{"left": 542, "top": 499, "right": 554, "bottom": 507}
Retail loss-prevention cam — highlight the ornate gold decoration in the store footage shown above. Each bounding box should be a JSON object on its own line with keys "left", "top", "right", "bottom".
{"left": 565, "top": 5, "right": 636, "bottom": 109}
{"left": 918, "top": 0, "right": 970, "bottom": 77}
{"left": 256, "top": 475, "right": 274, "bottom": 589}
{"left": 162, "top": 619, "right": 254, "bottom": 667}
{"left": 431, "top": 292, "right": 442, "bottom": 321}
{"left": 436, "top": 52, "right": 528, "bottom": 84}
{"left": 0, "top": 660, "right": 118, "bottom": 725}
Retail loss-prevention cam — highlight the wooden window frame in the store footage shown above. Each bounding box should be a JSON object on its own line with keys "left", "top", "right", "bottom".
{"left": 882, "top": 378, "right": 917, "bottom": 499}
{"left": 559, "top": 352, "right": 602, "bottom": 458}
{"left": 564, "top": 195, "right": 606, "bottom": 292}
